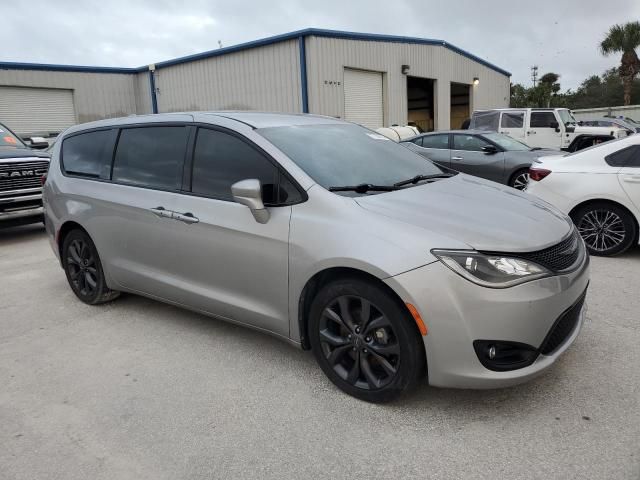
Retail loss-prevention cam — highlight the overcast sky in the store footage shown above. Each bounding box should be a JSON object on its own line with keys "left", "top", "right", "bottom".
{"left": 3, "top": 0, "right": 639, "bottom": 90}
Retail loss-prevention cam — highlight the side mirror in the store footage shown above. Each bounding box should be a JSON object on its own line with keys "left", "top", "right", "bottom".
{"left": 27, "top": 137, "right": 49, "bottom": 149}
{"left": 231, "top": 179, "right": 270, "bottom": 224}
{"left": 481, "top": 145, "right": 498, "bottom": 154}
{"left": 549, "top": 121, "right": 560, "bottom": 132}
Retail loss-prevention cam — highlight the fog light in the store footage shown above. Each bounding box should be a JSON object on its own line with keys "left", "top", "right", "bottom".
{"left": 473, "top": 340, "right": 539, "bottom": 371}
{"left": 488, "top": 345, "right": 496, "bottom": 359}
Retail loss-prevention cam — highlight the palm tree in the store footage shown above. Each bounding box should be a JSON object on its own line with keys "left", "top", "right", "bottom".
{"left": 539, "top": 72, "right": 561, "bottom": 107}
{"left": 600, "top": 22, "right": 640, "bottom": 105}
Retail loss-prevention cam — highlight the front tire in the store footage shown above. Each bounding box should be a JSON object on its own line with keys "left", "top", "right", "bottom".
{"left": 308, "top": 278, "right": 425, "bottom": 402}
{"left": 571, "top": 202, "right": 637, "bottom": 256}
{"left": 62, "top": 229, "right": 120, "bottom": 304}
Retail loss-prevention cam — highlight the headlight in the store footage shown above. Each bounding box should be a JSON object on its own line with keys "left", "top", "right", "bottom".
{"left": 431, "top": 250, "right": 551, "bottom": 288}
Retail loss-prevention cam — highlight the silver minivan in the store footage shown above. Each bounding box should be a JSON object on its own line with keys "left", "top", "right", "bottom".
{"left": 44, "top": 112, "right": 590, "bottom": 402}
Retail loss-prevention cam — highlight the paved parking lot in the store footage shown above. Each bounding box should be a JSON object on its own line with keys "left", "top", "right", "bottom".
{"left": 1, "top": 224, "right": 639, "bottom": 479}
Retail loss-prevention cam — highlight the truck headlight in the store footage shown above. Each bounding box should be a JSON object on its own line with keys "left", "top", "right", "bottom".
{"left": 431, "top": 250, "right": 551, "bottom": 288}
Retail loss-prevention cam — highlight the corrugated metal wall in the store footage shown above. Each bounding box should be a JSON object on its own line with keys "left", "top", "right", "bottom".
{"left": 305, "top": 37, "right": 510, "bottom": 130}
{"left": 153, "top": 39, "right": 302, "bottom": 113}
{"left": 134, "top": 71, "right": 153, "bottom": 115}
{"left": 0, "top": 69, "right": 139, "bottom": 124}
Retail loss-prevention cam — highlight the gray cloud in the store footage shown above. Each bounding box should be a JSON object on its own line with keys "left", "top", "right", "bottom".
{"left": 2, "top": 0, "right": 639, "bottom": 90}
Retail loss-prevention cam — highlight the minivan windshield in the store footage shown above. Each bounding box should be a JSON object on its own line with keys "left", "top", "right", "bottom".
{"left": 482, "top": 132, "right": 531, "bottom": 151}
{"left": 258, "top": 123, "right": 446, "bottom": 194}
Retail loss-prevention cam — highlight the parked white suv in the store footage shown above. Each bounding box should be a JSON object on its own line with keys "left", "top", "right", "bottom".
{"left": 471, "top": 108, "right": 627, "bottom": 150}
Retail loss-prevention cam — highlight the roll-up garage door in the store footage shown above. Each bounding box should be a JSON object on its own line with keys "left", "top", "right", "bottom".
{"left": 0, "top": 86, "right": 76, "bottom": 136}
{"left": 343, "top": 68, "right": 383, "bottom": 129}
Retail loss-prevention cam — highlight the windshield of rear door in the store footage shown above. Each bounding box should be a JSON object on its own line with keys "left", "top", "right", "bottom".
{"left": 482, "top": 132, "right": 531, "bottom": 151}
{"left": 0, "top": 124, "right": 27, "bottom": 148}
{"left": 257, "top": 123, "right": 445, "bottom": 194}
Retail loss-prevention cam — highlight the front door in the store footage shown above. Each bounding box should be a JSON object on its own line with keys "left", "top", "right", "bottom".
{"left": 169, "top": 127, "right": 297, "bottom": 337}
{"left": 527, "top": 111, "right": 563, "bottom": 148}
{"left": 450, "top": 133, "right": 505, "bottom": 183}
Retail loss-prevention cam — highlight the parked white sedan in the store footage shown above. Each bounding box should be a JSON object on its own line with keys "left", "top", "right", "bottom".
{"left": 527, "top": 136, "right": 640, "bottom": 256}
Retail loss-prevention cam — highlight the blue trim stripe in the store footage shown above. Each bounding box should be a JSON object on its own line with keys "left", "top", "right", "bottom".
{"left": 298, "top": 36, "right": 309, "bottom": 113}
{"left": 0, "top": 28, "right": 510, "bottom": 77}
{"left": 0, "top": 61, "right": 142, "bottom": 74}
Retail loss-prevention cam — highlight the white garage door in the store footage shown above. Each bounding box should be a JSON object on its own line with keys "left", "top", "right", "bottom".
{"left": 0, "top": 86, "right": 76, "bottom": 136}
{"left": 343, "top": 69, "right": 383, "bottom": 129}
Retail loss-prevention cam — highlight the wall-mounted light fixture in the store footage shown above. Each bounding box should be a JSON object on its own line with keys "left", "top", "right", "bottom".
{"left": 401, "top": 64, "right": 410, "bottom": 75}
{"left": 473, "top": 77, "right": 480, "bottom": 86}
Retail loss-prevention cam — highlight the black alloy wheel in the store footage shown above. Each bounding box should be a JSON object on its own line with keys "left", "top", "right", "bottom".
{"left": 309, "top": 278, "right": 425, "bottom": 402}
{"left": 319, "top": 295, "right": 400, "bottom": 390}
{"left": 572, "top": 202, "right": 637, "bottom": 256}
{"left": 62, "top": 230, "right": 120, "bottom": 304}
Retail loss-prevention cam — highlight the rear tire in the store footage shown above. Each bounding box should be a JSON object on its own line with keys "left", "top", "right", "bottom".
{"left": 509, "top": 168, "right": 529, "bottom": 190}
{"left": 62, "top": 229, "right": 120, "bottom": 304}
{"left": 308, "top": 277, "right": 425, "bottom": 402}
{"left": 571, "top": 202, "right": 637, "bottom": 256}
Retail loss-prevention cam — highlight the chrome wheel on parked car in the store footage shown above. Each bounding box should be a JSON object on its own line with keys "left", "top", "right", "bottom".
{"left": 510, "top": 169, "right": 529, "bottom": 190}
{"left": 572, "top": 203, "right": 637, "bottom": 256}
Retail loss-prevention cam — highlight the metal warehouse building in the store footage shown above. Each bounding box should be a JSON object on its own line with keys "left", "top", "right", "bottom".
{"left": 0, "top": 28, "right": 510, "bottom": 136}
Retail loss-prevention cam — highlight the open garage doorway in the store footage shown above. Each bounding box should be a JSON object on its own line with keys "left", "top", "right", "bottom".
{"left": 450, "top": 82, "right": 471, "bottom": 129}
{"left": 407, "top": 76, "right": 434, "bottom": 132}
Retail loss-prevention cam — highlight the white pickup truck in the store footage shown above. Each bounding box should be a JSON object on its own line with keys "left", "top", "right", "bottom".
{"left": 470, "top": 108, "right": 628, "bottom": 151}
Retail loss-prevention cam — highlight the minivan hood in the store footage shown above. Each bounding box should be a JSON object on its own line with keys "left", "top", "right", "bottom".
{"left": 355, "top": 174, "right": 572, "bottom": 253}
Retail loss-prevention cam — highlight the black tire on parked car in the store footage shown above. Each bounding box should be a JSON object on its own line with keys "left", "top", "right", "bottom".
{"left": 571, "top": 202, "right": 637, "bottom": 256}
{"left": 62, "top": 229, "right": 120, "bottom": 304}
{"left": 509, "top": 168, "right": 530, "bottom": 190}
{"left": 308, "top": 277, "right": 425, "bottom": 402}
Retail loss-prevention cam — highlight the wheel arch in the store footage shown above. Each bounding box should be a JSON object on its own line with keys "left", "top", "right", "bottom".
{"left": 296, "top": 266, "right": 423, "bottom": 352}
{"left": 56, "top": 220, "right": 90, "bottom": 261}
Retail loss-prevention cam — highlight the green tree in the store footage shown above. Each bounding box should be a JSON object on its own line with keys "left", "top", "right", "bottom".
{"left": 539, "top": 72, "right": 561, "bottom": 107}
{"left": 600, "top": 22, "right": 640, "bottom": 105}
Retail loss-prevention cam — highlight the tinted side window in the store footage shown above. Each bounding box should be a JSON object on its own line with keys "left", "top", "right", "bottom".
{"left": 530, "top": 112, "right": 558, "bottom": 128}
{"left": 500, "top": 112, "right": 524, "bottom": 128}
{"left": 62, "top": 129, "right": 117, "bottom": 178}
{"left": 411, "top": 137, "right": 423, "bottom": 146}
{"left": 421, "top": 134, "right": 449, "bottom": 149}
{"left": 453, "top": 134, "right": 490, "bottom": 152}
{"left": 112, "top": 127, "right": 188, "bottom": 190}
{"left": 605, "top": 145, "right": 640, "bottom": 167}
{"left": 192, "top": 129, "right": 279, "bottom": 203}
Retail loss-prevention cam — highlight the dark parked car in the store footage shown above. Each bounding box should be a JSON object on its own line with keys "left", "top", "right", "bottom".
{"left": 0, "top": 122, "right": 50, "bottom": 227}
{"left": 401, "top": 130, "right": 555, "bottom": 190}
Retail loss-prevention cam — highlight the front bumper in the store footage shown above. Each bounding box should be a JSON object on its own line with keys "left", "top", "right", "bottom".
{"left": 385, "top": 253, "right": 590, "bottom": 389}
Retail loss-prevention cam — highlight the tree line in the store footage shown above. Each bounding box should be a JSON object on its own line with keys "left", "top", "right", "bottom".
{"left": 510, "top": 21, "right": 640, "bottom": 109}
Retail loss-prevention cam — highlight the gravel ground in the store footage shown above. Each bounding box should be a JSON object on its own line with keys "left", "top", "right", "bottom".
{"left": 1, "top": 224, "right": 639, "bottom": 480}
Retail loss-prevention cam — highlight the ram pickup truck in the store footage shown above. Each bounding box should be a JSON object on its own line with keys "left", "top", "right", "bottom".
{"left": 0, "top": 122, "right": 50, "bottom": 227}
{"left": 470, "top": 108, "right": 628, "bottom": 151}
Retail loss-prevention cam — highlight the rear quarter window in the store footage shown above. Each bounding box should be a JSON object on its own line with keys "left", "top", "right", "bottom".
{"left": 61, "top": 129, "right": 117, "bottom": 178}
{"left": 605, "top": 145, "right": 640, "bottom": 167}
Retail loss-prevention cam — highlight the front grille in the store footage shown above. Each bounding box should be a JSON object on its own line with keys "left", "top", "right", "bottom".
{"left": 515, "top": 228, "right": 583, "bottom": 272}
{"left": 0, "top": 160, "right": 49, "bottom": 192}
{"left": 539, "top": 290, "right": 587, "bottom": 355}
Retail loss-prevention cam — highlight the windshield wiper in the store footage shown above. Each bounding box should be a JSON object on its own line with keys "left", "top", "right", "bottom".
{"left": 393, "top": 173, "right": 455, "bottom": 187}
{"left": 328, "top": 183, "right": 398, "bottom": 193}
